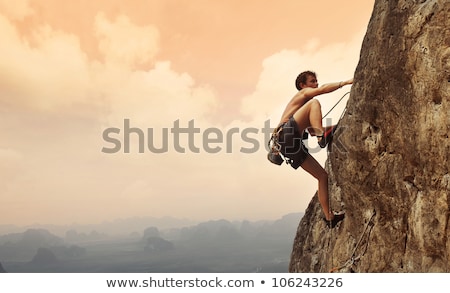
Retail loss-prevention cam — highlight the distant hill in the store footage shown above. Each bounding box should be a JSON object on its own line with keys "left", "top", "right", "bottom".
{"left": 1, "top": 213, "right": 304, "bottom": 272}
{"left": 0, "top": 229, "right": 63, "bottom": 247}
{"left": 0, "top": 229, "right": 84, "bottom": 262}
{"left": 165, "top": 212, "right": 303, "bottom": 253}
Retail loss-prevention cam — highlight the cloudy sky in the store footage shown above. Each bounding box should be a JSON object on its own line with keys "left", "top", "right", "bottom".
{"left": 0, "top": 0, "right": 374, "bottom": 226}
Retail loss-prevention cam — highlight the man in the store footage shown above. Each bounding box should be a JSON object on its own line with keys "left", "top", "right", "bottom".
{"left": 269, "top": 71, "right": 353, "bottom": 228}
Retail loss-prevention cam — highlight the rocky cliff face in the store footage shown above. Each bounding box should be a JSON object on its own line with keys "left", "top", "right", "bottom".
{"left": 289, "top": 0, "right": 450, "bottom": 273}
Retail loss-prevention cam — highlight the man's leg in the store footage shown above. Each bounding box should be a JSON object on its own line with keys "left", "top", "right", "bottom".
{"left": 292, "top": 99, "right": 324, "bottom": 137}
{"left": 300, "top": 154, "right": 333, "bottom": 221}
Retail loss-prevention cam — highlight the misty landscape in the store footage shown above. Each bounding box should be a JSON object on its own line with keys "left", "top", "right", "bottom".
{"left": 0, "top": 213, "right": 302, "bottom": 273}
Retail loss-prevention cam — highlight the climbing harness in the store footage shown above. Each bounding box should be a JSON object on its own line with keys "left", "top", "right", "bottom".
{"left": 267, "top": 127, "right": 288, "bottom": 165}
{"left": 267, "top": 126, "right": 296, "bottom": 166}
{"left": 329, "top": 210, "right": 377, "bottom": 273}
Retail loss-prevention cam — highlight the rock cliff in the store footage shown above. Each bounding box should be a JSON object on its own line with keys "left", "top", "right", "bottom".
{"left": 289, "top": 0, "right": 450, "bottom": 272}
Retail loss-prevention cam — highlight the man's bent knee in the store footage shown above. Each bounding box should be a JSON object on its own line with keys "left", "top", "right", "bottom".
{"left": 309, "top": 98, "right": 321, "bottom": 108}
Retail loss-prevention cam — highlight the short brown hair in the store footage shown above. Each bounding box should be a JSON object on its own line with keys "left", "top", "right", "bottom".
{"left": 295, "top": 71, "right": 316, "bottom": 90}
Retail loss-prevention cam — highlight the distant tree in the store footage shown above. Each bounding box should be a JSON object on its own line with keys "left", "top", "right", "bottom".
{"left": 31, "top": 248, "right": 58, "bottom": 265}
{"left": 22, "top": 229, "right": 63, "bottom": 248}
{"left": 144, "top": 236, "right": 174, "bottom": 252}
{"left": 142, "top": 227, "right": 160, "bottom": 240}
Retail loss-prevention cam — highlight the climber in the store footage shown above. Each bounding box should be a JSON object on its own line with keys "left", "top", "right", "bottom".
{"left": 269, "top": 71, "right": 353, "bottom": 228}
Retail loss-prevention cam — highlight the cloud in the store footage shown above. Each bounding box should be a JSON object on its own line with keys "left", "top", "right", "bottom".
{"left": 94, "top": 12, "right": 160, "bottom": 68}
{"left": 0, "top": 0, "right": 33, "bottom": 20}
{"left": 0, "top": 10, "right": 218, "bottom": 120}
{"left": 0, "top": 14, "right": 91, "bottom": 111}
{"left": 100, "top": 61, "right": 219, "bottom": 127}
{"left": 0, "top": 8, "right": 225, "bottom": 224}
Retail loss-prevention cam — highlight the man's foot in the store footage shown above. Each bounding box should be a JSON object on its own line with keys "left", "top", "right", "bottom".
{"left": 323, "top": 212, "right": 345, "bottom": 228}
{"left": 318, "top": 125, "right": 338, "bottom": 148}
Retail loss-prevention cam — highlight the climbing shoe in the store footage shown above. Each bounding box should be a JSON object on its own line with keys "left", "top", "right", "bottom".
{"left": 267, "top": 151, "right": 284, "bottom": 165}
{"left": 323, "top": 212, "right": 345, "bottom": 228}
{"left": 318, "top": 125, "right": 338, "bottom": 148}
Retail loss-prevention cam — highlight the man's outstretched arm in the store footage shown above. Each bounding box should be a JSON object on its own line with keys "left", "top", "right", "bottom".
{"left": 304, "top": 78, "right": 353, "bottom": 98}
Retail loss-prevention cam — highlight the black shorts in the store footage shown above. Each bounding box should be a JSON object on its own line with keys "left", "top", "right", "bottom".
{"left": 277, "top": 117, "right": 309, "bottom": 169}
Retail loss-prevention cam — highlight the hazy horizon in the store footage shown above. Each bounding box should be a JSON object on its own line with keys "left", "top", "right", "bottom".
{"left": 0, "top": 211, "right": 304, "bottom": 237}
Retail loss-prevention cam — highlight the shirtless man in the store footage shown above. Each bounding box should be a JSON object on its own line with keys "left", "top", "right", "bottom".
{"left": 273, "top": 71, "right": 353, "bottom": 228}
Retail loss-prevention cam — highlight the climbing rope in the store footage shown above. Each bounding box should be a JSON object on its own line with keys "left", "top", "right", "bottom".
{"left": 322, "top": 91, "right": 350, "bottom": 119}
{"left": 329, "top": 210, "right": 376, "bottom": 272}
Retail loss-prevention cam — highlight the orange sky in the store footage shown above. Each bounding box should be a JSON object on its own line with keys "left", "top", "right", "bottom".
{"left": 0, "top": 0, "right": 375, "bottom": 227}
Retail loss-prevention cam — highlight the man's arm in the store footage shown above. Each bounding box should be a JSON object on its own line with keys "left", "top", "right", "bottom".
{"left": 304, "top": 78, "right": 353, "bottom": 98}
